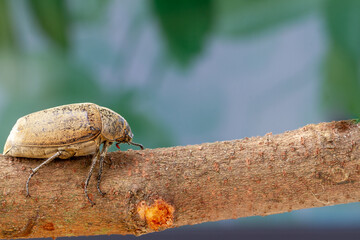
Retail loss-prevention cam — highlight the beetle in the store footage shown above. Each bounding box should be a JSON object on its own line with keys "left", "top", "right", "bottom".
{"left": 3, "top": 103, "right": 143, "bottom": 205}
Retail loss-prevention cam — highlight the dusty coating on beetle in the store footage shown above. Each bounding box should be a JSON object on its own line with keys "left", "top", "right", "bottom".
{"left": 137, "top": 199, "right": 175, "bottom": 231}
{"left": 5, "top": 104, "right": 101, "bottom": 148}
{"left": 3, "top": 103, "right": 103, "bottom": 158}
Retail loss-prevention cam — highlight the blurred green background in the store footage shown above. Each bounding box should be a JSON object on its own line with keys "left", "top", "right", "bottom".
{"left": 2, "top": 0, "right": 360, "bottom": 239}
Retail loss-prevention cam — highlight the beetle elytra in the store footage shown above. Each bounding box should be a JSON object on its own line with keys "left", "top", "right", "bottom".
{"left": 3, "top": 103, "right": 143, "bottom": 205}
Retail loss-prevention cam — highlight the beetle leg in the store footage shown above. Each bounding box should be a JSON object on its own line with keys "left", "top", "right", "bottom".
{"left": 26, "top": 151, "right": 61, "bottom": 197}
{"left": 85, "top": 148, "right": 100, "bottom": 206}
{"left": 97, "top": 141, "right": 111, "bottom": 196}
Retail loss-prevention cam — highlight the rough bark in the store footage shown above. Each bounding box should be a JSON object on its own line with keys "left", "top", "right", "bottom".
{"left": 1, "top": 120, "right": 360, "bottom": 239}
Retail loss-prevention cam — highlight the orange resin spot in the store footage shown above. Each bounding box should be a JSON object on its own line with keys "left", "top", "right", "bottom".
{"left": 137, "top": 199, "right": 175, "bottom": 231}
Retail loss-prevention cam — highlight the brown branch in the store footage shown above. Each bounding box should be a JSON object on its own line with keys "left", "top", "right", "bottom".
{"left": 1, "top": 120, "right": 360, "bottom": 239}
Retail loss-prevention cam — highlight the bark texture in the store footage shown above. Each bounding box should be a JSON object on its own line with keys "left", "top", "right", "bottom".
{"left": 1, "top": 120, "right": 360, "bottom": 239}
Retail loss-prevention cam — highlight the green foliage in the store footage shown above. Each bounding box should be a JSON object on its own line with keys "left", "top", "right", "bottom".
{"left": 322, "top": 0, "right": 360, "bottom": 116}
{"left": 0, "top": 0, "right": 16, "bottom": 50}
{"left": 28, "top": 0, "right": 69, "bottom": 49}
{"left": 323, "top": 45, "right": 360, "bottom": 115}
{"left": 325, "top": 0, "right": 360, "bottom": 59}
{"left": 151, "top": 0, "right": 214, "bottom": 66}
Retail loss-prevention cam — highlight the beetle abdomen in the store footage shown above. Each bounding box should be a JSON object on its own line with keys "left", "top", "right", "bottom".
{"left": 3, "top": 103, "right": 102, "bottom": 157}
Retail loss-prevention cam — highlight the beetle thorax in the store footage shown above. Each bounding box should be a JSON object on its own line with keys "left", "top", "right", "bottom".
{"left": 98, "top": 107, "right": 129, "bottom": 142}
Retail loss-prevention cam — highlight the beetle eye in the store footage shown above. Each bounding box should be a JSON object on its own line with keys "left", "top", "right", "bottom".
{"left": 116, "top": 143, "right": 120, "bottom": 149}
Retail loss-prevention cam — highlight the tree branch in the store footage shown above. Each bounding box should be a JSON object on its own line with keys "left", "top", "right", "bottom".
{"left": 1, "top": 120, "right": 360, "bottom": 239}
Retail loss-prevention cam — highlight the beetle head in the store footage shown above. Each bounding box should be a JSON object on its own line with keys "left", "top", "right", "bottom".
{"left": 115, "top": 123, "right": 133, "bottom": 143}
{"left": 115, "top": 124, "right": 144, "bottom": 150}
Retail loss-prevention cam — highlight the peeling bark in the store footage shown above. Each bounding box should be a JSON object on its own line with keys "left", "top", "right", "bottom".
{"left": 1, "top": 120, "right": 360, "bottom": 239}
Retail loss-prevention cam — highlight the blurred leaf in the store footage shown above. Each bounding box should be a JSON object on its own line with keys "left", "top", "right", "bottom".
{"left": 217, "top": 0, "right": 324, "bottom": 36}
{"left": 323, "top": 0, "right": 360, "bottom": 117}
{"left": 69, "top": 0, "right": 110, "bottom": 22}
{"left": 322, "top": 44, "right": 360, "bottom": 115}
{"left": 28, "top": 0, "right": 69, "bottom": 49}
{"left": 325, "top": 0, "right": 360, "bottom": 59}
{"left": 0, "top": 52, "right": 100, "bottom": 119}
{"left": 151, "top": 0, "right": 213, "bottom": 66}
{"left": 0, "top": 0, "right": 16, "bottom": 50}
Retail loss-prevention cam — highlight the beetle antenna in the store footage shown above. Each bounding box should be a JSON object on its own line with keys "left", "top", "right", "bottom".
{"left": 129, "top": 141, "right": 144, "bottom": 150}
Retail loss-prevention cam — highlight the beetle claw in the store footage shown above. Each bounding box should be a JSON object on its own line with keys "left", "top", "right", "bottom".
{"left": 85, "top": 191, "right": 95, "bottom": 206}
